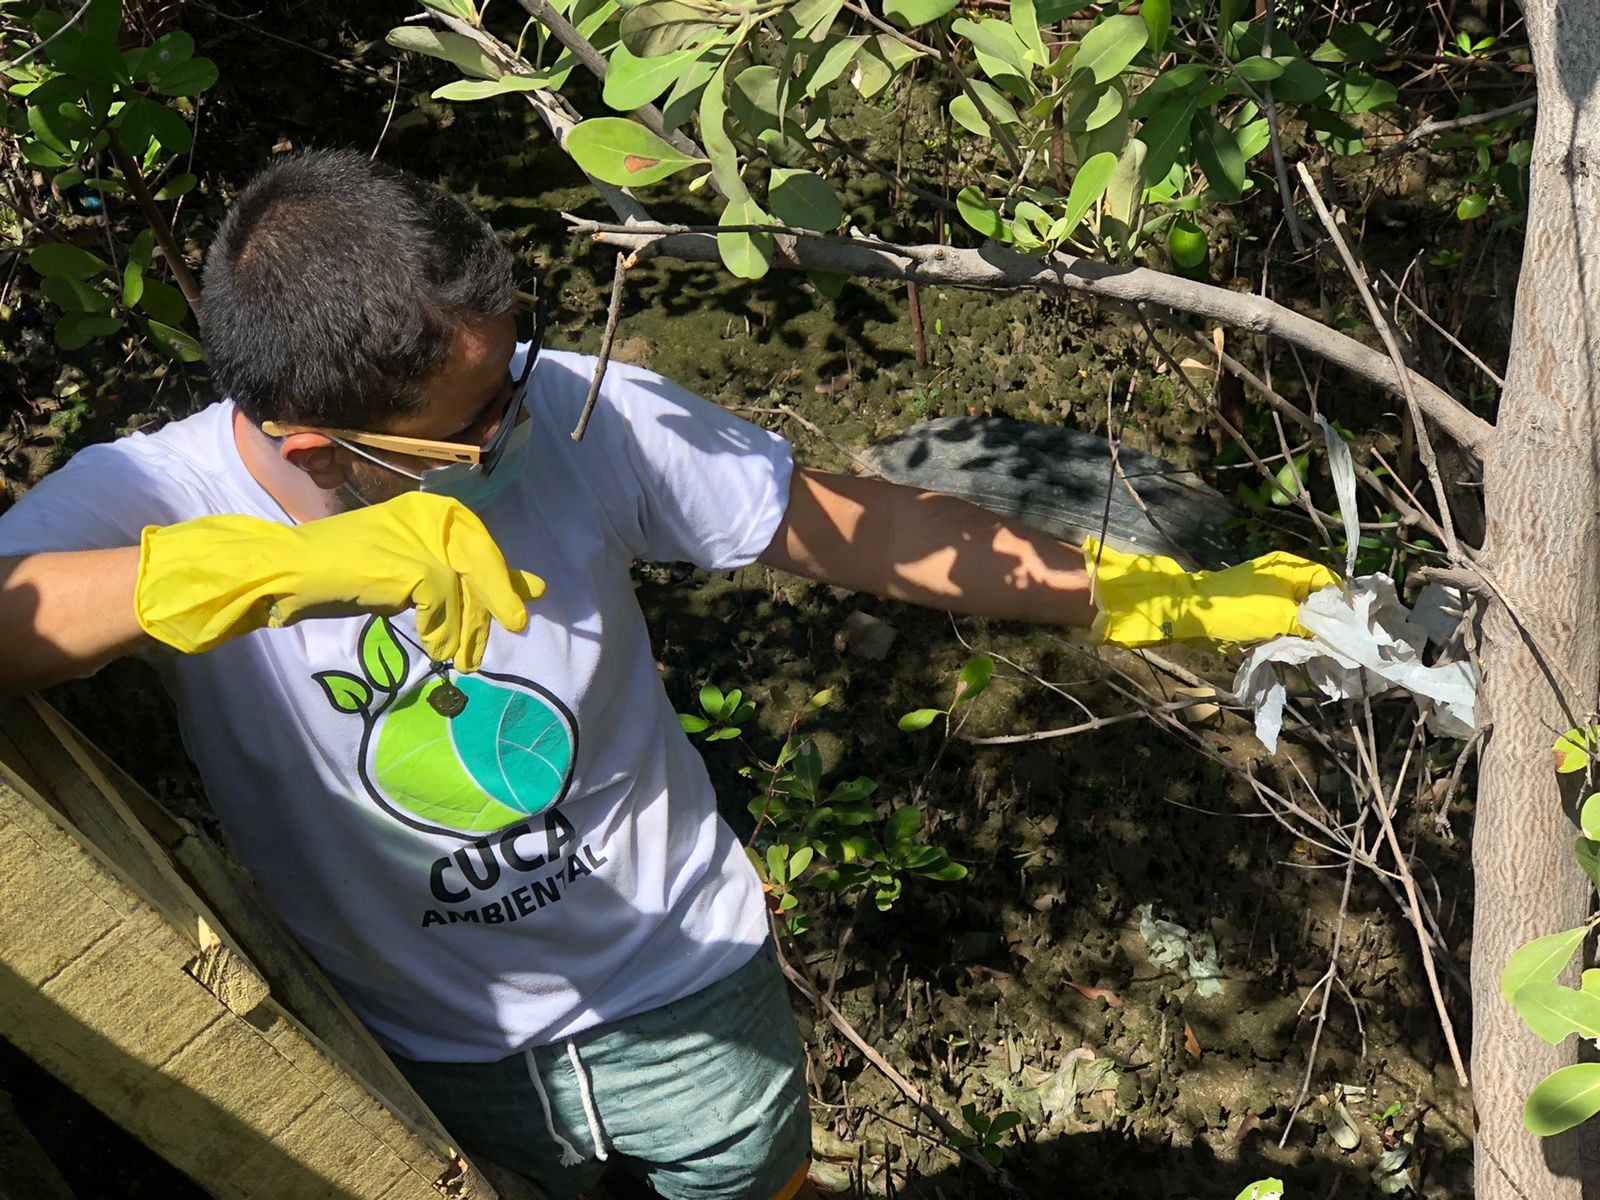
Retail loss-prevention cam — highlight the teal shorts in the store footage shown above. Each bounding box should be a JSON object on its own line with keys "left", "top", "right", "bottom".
{"left": 394, "top": 943, "right": 812, "bottom": 1200}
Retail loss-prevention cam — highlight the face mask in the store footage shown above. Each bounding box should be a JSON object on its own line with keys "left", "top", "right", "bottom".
{"left": 332, "top": 417, "right": 531, "bottom": 513}
{"left": 417, "top": 417, "right": 532, "bottom": 511}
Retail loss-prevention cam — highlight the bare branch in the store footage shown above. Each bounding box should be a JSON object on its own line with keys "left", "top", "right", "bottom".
{"left": 572, "top": 251, "right": 633, "bottom": 441}
{"left": 566, "top": 216, "right": 1495, "bottom": 458}
{"left": 1384, "top": 94, "right": 1536, "bottom": 155}
{"left": 1298, "top": 163, "right": 1462, "bottom": 560}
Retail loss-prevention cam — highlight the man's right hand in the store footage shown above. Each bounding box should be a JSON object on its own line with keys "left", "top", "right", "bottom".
{"left": 135, "top": 492, "right": 544, "bottom": 672}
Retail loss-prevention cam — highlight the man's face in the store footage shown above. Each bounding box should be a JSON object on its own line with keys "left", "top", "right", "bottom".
{"left": 337, "top": 311, "right": 521, "bottom": 506}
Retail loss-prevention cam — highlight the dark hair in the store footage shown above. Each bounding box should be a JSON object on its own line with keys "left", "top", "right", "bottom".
{"left": 199, "top": 148, "right": 516, "bottom": 428}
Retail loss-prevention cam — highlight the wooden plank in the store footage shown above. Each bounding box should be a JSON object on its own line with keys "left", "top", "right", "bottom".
{"left": 0, "top": 708, "right": 522, "bottom": 1199}
{"left": 0, "top": 774, "right": 477, "bottom": 1200}
{"left": 0, "top": 771, "right": 192, "bottom": 978}
{"left": 48, "top": 704, "right": 450, "bottom": 1140}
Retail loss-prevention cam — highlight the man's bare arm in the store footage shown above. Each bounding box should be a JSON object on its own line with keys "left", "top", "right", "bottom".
{"left": 758, "top": 467, "right": 1097, "bottom": 628}
{"left": 0, "top": 549, "right": 149, "bottom": 692}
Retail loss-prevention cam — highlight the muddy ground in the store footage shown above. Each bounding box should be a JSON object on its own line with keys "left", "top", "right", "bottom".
{"left": 0, "top": 0, "right": 1516, "bottom": 1194}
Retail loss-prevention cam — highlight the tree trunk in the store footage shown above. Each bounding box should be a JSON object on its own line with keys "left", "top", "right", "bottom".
{"left": 1475, "top": 2, "right": 1600, "bottom": 1195}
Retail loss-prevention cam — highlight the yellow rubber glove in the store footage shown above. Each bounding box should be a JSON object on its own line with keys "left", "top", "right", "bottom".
{"left": 1082, "top": 536, "right": 1339, "bottom": 647}
{"left": 135, "top": 492, "right": 545, "bottom": 672}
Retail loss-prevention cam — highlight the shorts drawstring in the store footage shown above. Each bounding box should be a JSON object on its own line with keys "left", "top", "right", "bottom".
{"left": 524, "top": 1042, "right": 609, "bottom": 1167}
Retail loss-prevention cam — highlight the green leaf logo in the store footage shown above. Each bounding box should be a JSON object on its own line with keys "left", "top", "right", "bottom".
{"left": 315, "top": 671, "right": 373, "bottom": 714}
{"left": 359, "top": 615, "right": 409, "bottom": 691}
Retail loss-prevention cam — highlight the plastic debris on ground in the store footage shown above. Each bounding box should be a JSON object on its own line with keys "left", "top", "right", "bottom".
{"left": 1231, "top": 416, "right": 1478, "bottom": 755}
{"left": 1135, "top": 902, "right": 1223, "bottom": 996}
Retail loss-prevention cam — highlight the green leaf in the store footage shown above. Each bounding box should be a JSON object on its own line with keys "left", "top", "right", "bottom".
{"left": 619, "top": 0, "right": 726, "bottom": 57}
{"left": 138, "top": 278, "right": 189, "bottom": 326}
{"left": 730, "top": 64, "right": 782, "bottom": 140}
{"left": 920, "top": 859, "right": 968, "bottom": 881}
{"left": 118, "top": 97, "right": 193, "bottom": 157}
{"left": 1311, "top": 22, "right": 1392, "bottom": 64}
{"left": 957, "top": 656, "right": 994, "bottom": 703}
{"left": 1501, "top": 926, "right": 1588, "bottom": 1005}
{"left": 769, "top": 168, "right": 842, "bottom": 231}
{"left": 1576, "top": 838, "right": 1600, "bottom": 891}
{"left": 1192, "top": 110, "right": 1246, "bottom": 202}
{"left": 29, "top": 244, "right": 110, "bottom": 280}
{"left": 360, "top": 616, "right": 409, "bottom": 690}
{"left": 1326, "top": 69, "right": 1397, "bottom": 115}
{"left": 1233, "top": 1183, "right": 1285, "bottom": 1200}
{"left": 1073, "top": 14, "right": 1147, "bottom": 85}
{"left": 1010, "top": 0, "right": 1046, "bottom": 65}
{"left": 42, "top": 275, "right": 113, "bottom": 315}
{"left": 959, "top": 80, "right": 1019, "bottom": 132}
{"left": 144, "top": 319, "right": 203, "bottom": 362}
{"left": 808, "top": 689, "right": 835, "bottom": 709}
{"left": 1063, "top": 76, "right": 1123, "bottom": 132}
{"left": 957, "top": 186, "right": 1004, "bottom": 238}
{"left": 1102, "top": 139, "right": 1146, "bottom": 234}
{"left": 153, "top": 173, "right": 197, "bottom": 201}
{"left": 150, "top": 56, "right": 219, "bottom": 97}
{"left": 1129, "top": 63, "right": 1208, "bottom": 118}
{"left": 889, "top": 803, "right": 928, "bottom": 851}
{"left": 1138, "top": 95, "right": 1196, "bottom": 185}
{"left": 385, "top": 27, "right": 500, "bottom": 79}
{"left": 1269, "top": 56, "right": 1331, "bottom": 103}
{"left": 1525, "top": 1064, "right": 1600, "bottom": 1137}
{"left": 603, "top": 42, "right": 705, "bottom": 110}
{"left": 432, "top": 75, "right": 548, "bottom": 101}
{"left": 898, "top": 708, "right": 943, "bottom": 732}
{"left": 134, "top": 30, "right": 194, "bottom": 80}
{"left": 1234, "top": 54, "right": 1285, "bottom": 82}
{"left": 1141, "top": 0, "right": 1171, "bottom": 55}
{"left": 315, "top": 670, "right": 373, "bottom": 714}
{"left": 661, "top": 51, "right": 719, "bottom": 129}
{"left": 1512, "top": 981, "right": 1600, "bottom": 1045}
{"left": 698, "top": 683, "right": 725, "bottom": 714}
{"left": 950, "top": 94, "right": 991, "bottom": 137}
{"left": 1583, "top": 796, "right": 1600, "bottom": 842}
{"left": 717, "top": 196, "right": 775, "bottom": 280}
{"left": 420, "top": 0, "right": 479, "bottom": 21}
{"left": 36, "top": 4, "right": 125, "bottom": 84}
{"left": 1235, "top": 118, "right": 1270, "bottom": 163}
{"left": 699, "top": 62, "right": 748, "bottom": 202}
{"left": 882, "top": 0, "right": 959, "bottom": 29}
{"left": 52, "top": 312, "right": 121, "bottom": 350}
{"left": 788, "top": 0, "right": 844, "bottom": 40}
{"left": 565, "top": 118, "right": 706, "bottom": 186}
{"left": 789, "top": 844, "right": 814, "bottom": 876}
{"left": 953, "top": 18, "right": 1028, "bottom": 79}
{"left": 801, "top": 35, "right": 861, "bottom": 98}
{"left": 1060, "top": 150, "right": 1119, "bottom": 240}
{"left": 1270, "top": 458, "right": 1302, "bottom": 506}
{"left": 989, "top": 1111, "right": 1023, "bottom": 1138}
{"left": 766, "top": 843, "right": 789, "bottom": 884}
{"left": 1456, "top": 193, "right": 1489, "bottom": 221}
{"left": 678, "top": 713, "right": 711, "bottom": 732}
{"left": 849, "top": 41, "right": 894, "bottom": 99}
{"left": 1555, "top": 727, "right": 1600, "bottom": 773}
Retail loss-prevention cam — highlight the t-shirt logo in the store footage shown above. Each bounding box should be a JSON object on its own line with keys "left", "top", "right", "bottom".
{"left": 314, "top": 616, "right": 578, "bottom": 838}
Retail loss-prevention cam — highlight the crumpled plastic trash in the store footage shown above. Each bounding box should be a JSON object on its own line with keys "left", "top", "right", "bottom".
{"left": 1136, "top": 902, "right": 1224, "bottom": 996}
{"left": 1232, "top": 574, "right": 1478, "bottom": 754}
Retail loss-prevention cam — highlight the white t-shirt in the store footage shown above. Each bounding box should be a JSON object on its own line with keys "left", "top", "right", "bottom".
{"left": 0, "top": 349, "right": 794, "bottom": 1062}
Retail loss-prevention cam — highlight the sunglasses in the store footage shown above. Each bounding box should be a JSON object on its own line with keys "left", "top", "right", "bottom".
{"left": 262, "top": 300, "right": 548, "bottom": 471}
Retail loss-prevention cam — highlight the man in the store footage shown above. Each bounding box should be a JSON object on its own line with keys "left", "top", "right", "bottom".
{"left": 0, "top": 150, "right": 1331, "bottom": 1200}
